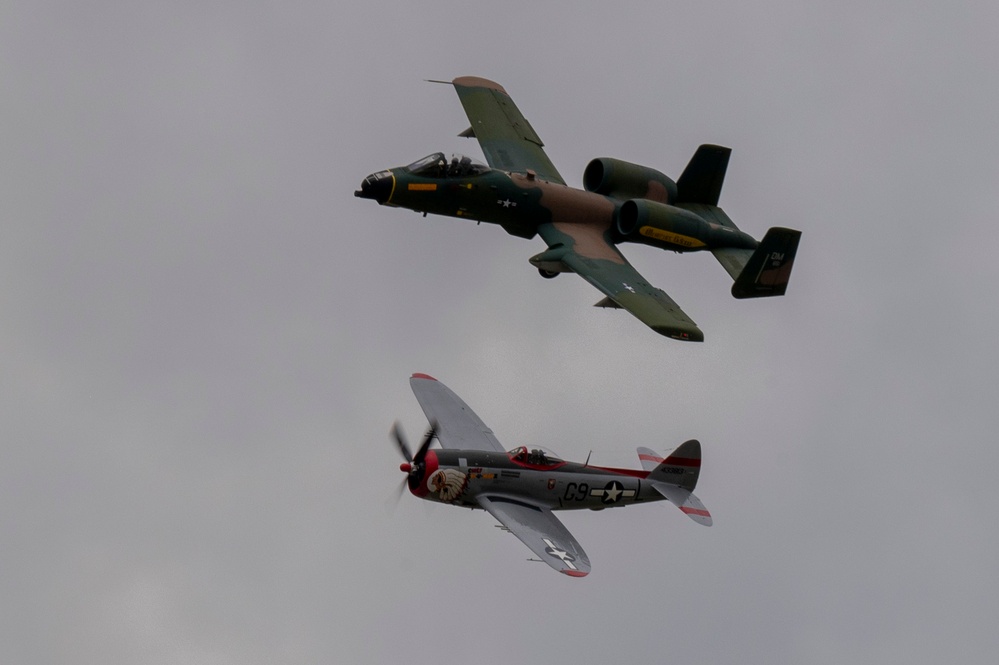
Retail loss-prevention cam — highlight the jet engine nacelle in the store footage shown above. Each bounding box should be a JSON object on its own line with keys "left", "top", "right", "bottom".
{"left": 617, "top": 199, "right": 757, "bottom": 253}
{"left": 583, "top": 158, "right": 678, "bottom": 204}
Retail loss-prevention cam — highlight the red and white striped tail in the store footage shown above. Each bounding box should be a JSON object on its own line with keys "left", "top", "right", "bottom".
{"left": 641, "top": 440, "right": 712, "bottom": 526}
{"left": 649, "top": 439, "right": 701, "bottom": 491}
{"left": 636, "top": 446, "right": 664, "bottom": 471}
{"left": 651, "top": 482, "right": 713, "bottom": 527}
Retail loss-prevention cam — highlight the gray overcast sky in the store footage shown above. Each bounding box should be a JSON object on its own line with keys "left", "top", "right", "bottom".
{"left": 3, "top": 1, "right": 999, "bottom": 663}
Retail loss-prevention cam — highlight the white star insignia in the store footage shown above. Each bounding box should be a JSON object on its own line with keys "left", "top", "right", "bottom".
{"left": 543, "top": 538, "right": 577, "bottom": 570}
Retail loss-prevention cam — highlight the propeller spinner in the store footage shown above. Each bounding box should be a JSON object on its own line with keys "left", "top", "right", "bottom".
{"left": 390, "top": 421, "right": 437, "bottom": 500}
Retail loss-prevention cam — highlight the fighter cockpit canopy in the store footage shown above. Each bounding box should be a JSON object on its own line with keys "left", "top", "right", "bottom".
{"left": 508, "top": 446, "right": 564, "bottom": 468}
{"left": 405, "top": 152, "right": 489, "bottom": 178}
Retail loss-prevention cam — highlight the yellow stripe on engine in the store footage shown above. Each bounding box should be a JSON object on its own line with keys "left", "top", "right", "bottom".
{"left": 639, "top": 226, "right": 706, "bottom": 248}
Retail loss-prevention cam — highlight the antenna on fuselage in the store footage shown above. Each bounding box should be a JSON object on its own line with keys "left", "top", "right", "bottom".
{"left": 584, "top": 450, "right": 592, "bottom": 467}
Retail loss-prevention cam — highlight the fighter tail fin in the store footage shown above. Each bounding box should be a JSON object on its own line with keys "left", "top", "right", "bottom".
{"left": 642, "top": 440, "right": 712, "bottom": 526}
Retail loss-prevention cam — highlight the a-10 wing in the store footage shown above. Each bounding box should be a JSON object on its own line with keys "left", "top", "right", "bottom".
{"left": 409, "top": 373, "right": 505, "bottom": 452}
{"left": 537, "top": 222, "right": 704, "bottom": 341}
{"left": 477, "top": 495, "right": 591, "bottom": 577}
{"left": 449, "top": 76, "right": 565, "bottom": 185}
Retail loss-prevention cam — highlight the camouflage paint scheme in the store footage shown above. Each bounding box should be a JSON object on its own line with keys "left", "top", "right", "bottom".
{"left": 357, "top": 76, "right": 801, "bottom": 342}
{"left": 397, "top": 373, "right": 711, "bottom": 577}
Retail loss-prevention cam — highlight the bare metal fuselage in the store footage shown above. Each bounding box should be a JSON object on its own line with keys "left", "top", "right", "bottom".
{"left": 414, "top": 448, "right": 665, "bottom": 512}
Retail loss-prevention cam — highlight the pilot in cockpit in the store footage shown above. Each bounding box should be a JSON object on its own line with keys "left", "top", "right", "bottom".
{"left": 448, "top": 155, "right": 474, "bottom": 177}
{"left": 527, "top": 448, "right": 547, "bottom": 465}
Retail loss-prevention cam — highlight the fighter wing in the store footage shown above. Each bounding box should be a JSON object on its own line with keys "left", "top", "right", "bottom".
{"left": 409, "top": 373, "right": 505, "bottom": 452}
{"left": 449, "top": 76, "right": 566, "bottom": 185}
{"left": 477, "top": 495, "right": 591, "bottom": 577}
{"left": 536, "top": 222, "right": 704, "bottom": 342}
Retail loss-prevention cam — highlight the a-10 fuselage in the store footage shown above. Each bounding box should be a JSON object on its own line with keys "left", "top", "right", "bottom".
{"left": 412, "top": 445, "right": 668, "bottom": 511}
{"left": 356, "top": 152, "right": 759, "bottom": 253}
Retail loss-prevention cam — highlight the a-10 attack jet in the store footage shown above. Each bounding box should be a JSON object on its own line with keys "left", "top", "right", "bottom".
{"left": 356, "top": 76, "right": 801, "bottom": 342}
{"left": 392, "top": 373, "right": 712, "bottom": 577}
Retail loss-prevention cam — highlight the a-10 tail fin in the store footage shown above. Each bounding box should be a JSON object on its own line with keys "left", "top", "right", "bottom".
{"left": 730, "top": 227, "right": 801, "bottom": 299}
{"left": 676, "top": 144, "right": 731, "bottom": 206}
{"left": 637, "top": 441, "right": 712, "bottom": 526}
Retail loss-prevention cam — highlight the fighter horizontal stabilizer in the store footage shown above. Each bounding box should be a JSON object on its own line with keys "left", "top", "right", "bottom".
{"left": 645, "top": 439, "right": 711, "bottom": 525}
{"left": 731, "top": 227, "right": 801, "bottom": 298}
{"left": 650, "top": 482, "right": 713, "bottom": 526}
{"left": 636, "top": 446, "right": 664, "bottom": 471}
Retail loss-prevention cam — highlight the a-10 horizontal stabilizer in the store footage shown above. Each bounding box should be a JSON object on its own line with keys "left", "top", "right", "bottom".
{"left": 731, "top": 227, "right": 801, "bottom": 299}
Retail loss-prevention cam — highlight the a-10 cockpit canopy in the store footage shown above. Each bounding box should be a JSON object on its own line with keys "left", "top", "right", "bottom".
{"left": 405, "top": 152, "right": 490, "bottom": 178}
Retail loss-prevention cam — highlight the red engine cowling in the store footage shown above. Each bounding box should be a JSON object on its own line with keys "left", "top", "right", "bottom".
{"left": 583, "top": 158, "right": 677, "bottom": 203}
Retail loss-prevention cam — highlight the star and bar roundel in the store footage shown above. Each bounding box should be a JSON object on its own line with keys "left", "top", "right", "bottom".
{"left": 590, "top": 480, "right": 637, "bottom": 505}
{"left": 543, "top": 538, "right": 578, "bottom": 571}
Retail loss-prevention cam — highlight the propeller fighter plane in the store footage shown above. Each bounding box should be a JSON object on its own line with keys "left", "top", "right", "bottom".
{"left": 356, "top": 76, "right": 801, "bottom": 342}
{"left": 392, "top": 373, "right": 712, "bottom": 577}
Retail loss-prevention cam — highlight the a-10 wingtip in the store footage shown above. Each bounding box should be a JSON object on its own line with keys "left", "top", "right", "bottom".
{"left": 452, "top": 76, "right": 506, "bottom": 92}
{"left": 595, "top": 297, "right": 705, "bottom": 342}
{"left": 411, "top": 373, "right": 437, "bottom": 381}
{"left": 650, "top": 323, "right": 704, "bottom": 343}
{"left": 427, "top": 76, "right": 507, "bottom": 94}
